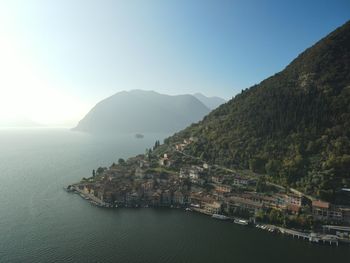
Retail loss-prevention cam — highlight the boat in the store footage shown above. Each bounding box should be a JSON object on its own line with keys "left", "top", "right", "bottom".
{"left": 234, "top": 219, "right": 249, "bottom": 225}
{"left": 212, "top": 214, "right": 229, "bottom": 220}
{"left": 185, "top": 208, "right": 192, "bottom": 211}
{"left": 135, "top": 133, "right": 144, "bottom": 139}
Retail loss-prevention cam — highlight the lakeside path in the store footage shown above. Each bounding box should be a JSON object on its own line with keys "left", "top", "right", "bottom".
{"left": 71, "top": 186, "right": 108, "bottom": 207}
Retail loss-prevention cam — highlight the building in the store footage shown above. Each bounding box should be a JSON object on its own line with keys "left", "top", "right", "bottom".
{"left": 211, "top": 176, "right": 223, "bottom": 184}
{"left": 126, "top": 192, "right": 140, "bottom": 206}
{"left": 189, "top": 192, "right": 203, "bottom": 207}
{"left": 173, "top": 191, "right": 184, "bottom": 205}
{"left": 135, "top": 167, "right": 144, "bottom": 178}
{"left": 286, "top": 204, "right": 301, "bottom": 214}
{"left": 175, "top": 143, "right": 186, "bottom": 151}
{"left": 159, "top": 154, "right": 171, "bottom": 167}
{"left": 227, "top": 196, "right": 264, "bottom": 215}
{"left": 179, "top": 168, "right": 189, "bottom": 179}
{"left": 214, "top": 184, "right": 231, "bottom": 193}
{"left": 233, "top": 176, "right": 249, "bottom": 186}
{"left": 203, "top": 201, "right": 221, "bottom": 214}
{"left": 152, "top": 192, "right": 161, "bottom": 207}
{"left": 339, "top": 207, "right": 350, "bottom": 223}
{"left": 189, "top": 170, "right": 199, "bottom": 180}
{"left": 284, "top": 193, "right": 304, "bottom": 207}
{"left": 161, "top": 190, "right": 172, "bottom": 206}
{"left": 312, "top": 200, "right": 343, "bottom": 222}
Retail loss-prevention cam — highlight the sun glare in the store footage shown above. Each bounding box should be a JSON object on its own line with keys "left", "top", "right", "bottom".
{"left": 0, "top": 31, "right": 88, "bottom": 126}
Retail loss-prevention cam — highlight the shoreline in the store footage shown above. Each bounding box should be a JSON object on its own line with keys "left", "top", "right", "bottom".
{"left": 66, "top": 185, "right": 349, "bottom": 247}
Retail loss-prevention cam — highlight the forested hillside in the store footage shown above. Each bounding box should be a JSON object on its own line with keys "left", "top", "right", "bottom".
{"left": 166, "top": 21, "right": 350, "bottom": 201}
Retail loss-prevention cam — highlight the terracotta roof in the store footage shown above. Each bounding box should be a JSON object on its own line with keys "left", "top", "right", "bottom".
{"left": 229, "top": 196, "right": 263, "bottom": 208}
{"left": 312, "top": 200, "right": 330, "bottom": 209}
{"left": 287, "top": 204, "right": 301, "bottom": 212}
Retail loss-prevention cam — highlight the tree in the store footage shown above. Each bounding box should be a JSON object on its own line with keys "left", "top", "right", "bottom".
{"left": 96, "top": 167, "right": 105, "bottom": 175}
{"left": 256, "top": 176, "right": 268, "bottom": 192}
{"left": 92, "top": 169, "right": 96, "bottom": 177}
{"left": 265, "top": 160, "right": 281, "bottom": 177}
{"left": 249, "top": 157, "right": 266, "bottom": 173}
{"left": 118, "top": 158, "right": 125, "bottom": 165}
{"left": 153, "top": 140, "right": 161, "bottom": 150}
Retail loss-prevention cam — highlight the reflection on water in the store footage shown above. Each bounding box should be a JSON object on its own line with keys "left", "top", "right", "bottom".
{"left": 0, "top": 129, "right": 349, "bottom": 263}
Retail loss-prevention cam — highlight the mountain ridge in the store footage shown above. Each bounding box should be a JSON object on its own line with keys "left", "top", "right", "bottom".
{"left": 165, "top": 20, "right": 350, "bottom": 201}
{"left": 193, "top": 93, "right": 226, "bottom": 109}
{"left": 73, "top": 90, "right": 214, "bottom": 134}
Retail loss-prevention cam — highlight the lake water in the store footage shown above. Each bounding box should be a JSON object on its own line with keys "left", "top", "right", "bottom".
{"left": 0, "top": 128, "right": 349, "bottom": 263}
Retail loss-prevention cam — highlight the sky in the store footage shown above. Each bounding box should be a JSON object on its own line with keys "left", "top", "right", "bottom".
{"left": 0, "top": 0, "right": 349, "bottom": 126}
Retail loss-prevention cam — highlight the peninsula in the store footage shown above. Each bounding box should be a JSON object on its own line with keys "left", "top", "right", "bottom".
{"left": 68, "top": 137, "right": 350, "bottom": 245}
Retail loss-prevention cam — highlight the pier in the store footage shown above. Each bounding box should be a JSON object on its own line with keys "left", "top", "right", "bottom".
{"left": 277, "top": 227, "right": 339, "bottom": 246}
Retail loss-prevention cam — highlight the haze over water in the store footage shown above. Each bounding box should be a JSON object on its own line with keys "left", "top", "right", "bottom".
{"left": 0, "top": 129, "right": 349, "bottom": 263}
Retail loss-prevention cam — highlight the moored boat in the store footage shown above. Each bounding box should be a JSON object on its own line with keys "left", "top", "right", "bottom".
{"left": 234, "top": 219, "right": 249, "bottom": 225}
{"left": 212, "top": 214, "right": 229, "bottom": 220}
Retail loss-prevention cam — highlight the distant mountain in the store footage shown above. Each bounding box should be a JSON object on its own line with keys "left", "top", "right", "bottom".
{"left": 193, "top": 93, "right": 226, "bottom": 109}
{"left": 0, "top": 118, "right": 43, "bottom": 128}
{"left": 166, "top": 21, "right": 350, "bottom": 201}
{"left": 73, "top": 90, "right": 211, "bottom": 134}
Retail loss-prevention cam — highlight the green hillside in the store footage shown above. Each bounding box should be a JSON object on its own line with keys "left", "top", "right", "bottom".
{"left": 165, "top": 21, "right": 350, "bottom": 202}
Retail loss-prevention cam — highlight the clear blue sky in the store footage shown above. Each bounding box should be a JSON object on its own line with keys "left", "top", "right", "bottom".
{"left": 0, "top": 0, "right": 349, "bottom": 125}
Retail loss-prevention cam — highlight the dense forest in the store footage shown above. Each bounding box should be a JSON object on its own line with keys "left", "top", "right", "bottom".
{"left": 165, "top": 21, "right": 350, "bottom": 202}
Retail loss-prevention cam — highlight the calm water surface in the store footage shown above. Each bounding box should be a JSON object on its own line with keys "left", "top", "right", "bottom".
{"left": 0, "top": 128, "right": 349, "bottom": 263}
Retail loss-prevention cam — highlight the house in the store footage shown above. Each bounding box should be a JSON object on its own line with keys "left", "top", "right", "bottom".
{"left": 214, "top": 184, "right": 231, "bottom": 193}
{"left": 83, "top": 185, "right": 91, "bottom": 195}
{"left": 179, "top": 168, "right": 189, "bottom": 178}
{"left": 286, "top": 204, "right": 301, "bottom": 214}
{"left": 114, "top": 192, "right": 126, "bottom": 206}
{"left": 233, "top": 176, "right": 249, "bottom": 186}
{"left": 211, "top": 176, "right": 223, "bottom": 184}
{"left": 189, "top": 192, "right": 203, "bottom": 207}
{"left": 175, "top": 143, "right": 186, "bottom": 151}
{"left": 161, "top": 190, "right": 172, "bottom": 206}
{"left": 189, "top": 170, "right": 199, "bottom": 180}
{"left": 126, "top": 192, "right": 140, "bottom": 206}
{"left": 141, "top": 181, "right": 153, "bottom": 193}
{"left": 180, "top": 166, "right": 202, "bottom": 182}
{"left": 159, "top": 154, "right": 172, "bottom": 167}
{"left": 203, "top": 201, "right": 222, "bottom": 215}
{"left": 227, "top": 196, "right": 263, "bottom": 215}
{"left": 89, "top": 188, "right": 95, "bottom": 196}
{"left": 197, "top": 178, "right": 206, "bottom": 186}
{"left": 102, "top": 191, "right": 114, "bottom": 204}
{"left": 312, "top": 200, "right": 343, "bottom": 222}
{"left": 135, "top": 167, "right": 144, "bottom": 179}
{"left": 235, "top": 192, "right": 286, "bottom": 210}
{"left": 339, "top": 207, "right": 350, "bottom": 223}
{"left": 284, "top": 193, "right": 304, "bottom": 207}
{"left": 312, "top": 200, "right": 330, "bottom": 221}
{"left": 152, "top": 191, "right": 161, "bottom": 207}
{"left": 139, "top": 160, "right": 150, "bottom": 168}
{"left": 173, "top": 191, "right": 184, "bottom": 205}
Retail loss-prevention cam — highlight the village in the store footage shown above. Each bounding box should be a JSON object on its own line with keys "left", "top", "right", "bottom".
{"left": 67, "top": 137, "right": 350, "bottom": 246}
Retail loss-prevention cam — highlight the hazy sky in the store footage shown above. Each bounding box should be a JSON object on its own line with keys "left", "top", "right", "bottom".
{"left": 0, "top": 0, "right": 349, "bottom": 126}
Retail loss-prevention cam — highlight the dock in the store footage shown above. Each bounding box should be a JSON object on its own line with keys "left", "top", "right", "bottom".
{"left": 277, "top": 227, "right": 339, "bottom": 246}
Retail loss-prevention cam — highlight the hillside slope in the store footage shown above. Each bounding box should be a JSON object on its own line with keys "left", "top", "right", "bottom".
{"left": 166, "top": 21, "right": 350, "bottom": 201}
{"left": 193, "top": 93, "right": 226, "bottom": 109}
